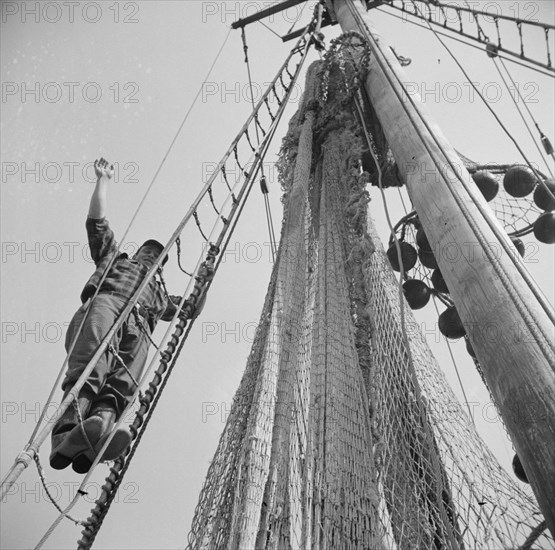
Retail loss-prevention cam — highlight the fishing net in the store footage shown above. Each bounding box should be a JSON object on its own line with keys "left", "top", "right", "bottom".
{"left": 186, "top": 54, "right": 551, "bottom": 549}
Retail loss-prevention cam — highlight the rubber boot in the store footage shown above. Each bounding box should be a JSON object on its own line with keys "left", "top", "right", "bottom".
{"left": 73, "top": 423, "right": 134, "bottom": 475}
{"left": 71, "top": 407, "right": 116, "bottom": 474}
{"left": 96, "top": 425, "right": 133, "bottom": 461}
{"left": 49, "top": 391, "right": 93, "bottom": 470}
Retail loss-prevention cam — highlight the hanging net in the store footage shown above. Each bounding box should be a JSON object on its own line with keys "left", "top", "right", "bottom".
{"left": 186, "top": 53, "right": 551, "bottom": 549}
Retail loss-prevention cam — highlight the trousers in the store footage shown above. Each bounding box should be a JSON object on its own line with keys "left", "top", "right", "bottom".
{"left": 62, "top": 293, "right": 149, "bottom": 416}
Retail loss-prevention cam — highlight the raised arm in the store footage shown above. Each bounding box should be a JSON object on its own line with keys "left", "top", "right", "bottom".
{"left": 88, "top": 158, "right": 114, "bottom": 219}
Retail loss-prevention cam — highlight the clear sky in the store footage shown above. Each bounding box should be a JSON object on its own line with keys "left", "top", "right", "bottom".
{"left": 1, "top": 1, "right": 554, "bottom": 549}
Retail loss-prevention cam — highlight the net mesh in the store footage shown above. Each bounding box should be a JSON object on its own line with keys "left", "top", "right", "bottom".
{"left": 186, "top": 57, "right": 552, "bottom": 549}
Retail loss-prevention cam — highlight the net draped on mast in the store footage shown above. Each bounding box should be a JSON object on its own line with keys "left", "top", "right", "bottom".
{"left": 187, "top": 51, "right": 551, "bottom": 549}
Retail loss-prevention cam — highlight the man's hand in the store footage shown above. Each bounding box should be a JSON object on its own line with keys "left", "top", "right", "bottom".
{"left": 88, "top": 158, "right": 113, "bottom": 218}
{"left": 94, "top": 158, "right": 114, "bottom": 181}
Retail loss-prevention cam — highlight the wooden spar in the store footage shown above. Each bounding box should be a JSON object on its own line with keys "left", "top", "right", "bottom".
{"left": 333, "top": 0, "right": 555, "bottom": 536}
{"left": 231, "top": 0, "right": 307, "bottom": 29}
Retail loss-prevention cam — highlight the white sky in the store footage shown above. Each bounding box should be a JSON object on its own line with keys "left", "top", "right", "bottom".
{"left": 1, "top": 1, "right": 554, "bottom": 549}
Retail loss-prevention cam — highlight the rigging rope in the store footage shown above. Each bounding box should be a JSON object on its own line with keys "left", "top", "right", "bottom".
{"left": 34, "top": 490, "right": 84, "bottom": 549}
{"left": 175, "top": 236, "right": 194, "bottom": 277}
{"left": 431, "top": 296, "right": 475, "bottom": 424}
{"left": 285, "top": 0, "right": 312, "bottom": 35}
{"left": 498, "top": 55, "right": 555, "bottom": 161}
{"left": 193, "top": 210, "right": 209, "bottom": 241}
{"left": 109, "top": 341, "right": 143, "bottom": 385}
{"left": 258, "top": 18, "right": 282, "bottom": 39}
{"left": 32, "top": 454, "right": 85, "bottom": 526}
{"left": 490, "top": 55, "right": 555, "bottom": 178}
{"left": 261, "top": 176, "right": 278, "bottom": 262}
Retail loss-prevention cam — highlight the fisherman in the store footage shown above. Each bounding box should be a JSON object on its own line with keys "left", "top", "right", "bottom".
{"left": 50, "top": 158, "right": 181, "bottom": 474}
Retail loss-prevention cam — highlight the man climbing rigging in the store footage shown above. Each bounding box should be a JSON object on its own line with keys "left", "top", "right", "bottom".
{"left": 50, "top": 158, "right": 181, "bottom": 474}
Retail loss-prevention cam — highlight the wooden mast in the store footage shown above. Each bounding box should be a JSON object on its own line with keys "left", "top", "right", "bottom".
{"left": 332, "top": 0, "right": 555, "bottom": 536}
